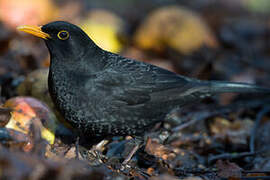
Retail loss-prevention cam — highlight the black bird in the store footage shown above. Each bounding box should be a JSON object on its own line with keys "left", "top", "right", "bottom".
{"left": 17, "top": 21, "right": 270, "bottom": 139}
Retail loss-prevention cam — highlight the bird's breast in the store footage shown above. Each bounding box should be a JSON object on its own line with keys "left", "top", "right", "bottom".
{"left": 48, "top": 67, "right": 85, "bottom": 121}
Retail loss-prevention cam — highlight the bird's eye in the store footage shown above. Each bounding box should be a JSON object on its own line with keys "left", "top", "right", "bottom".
{"left": 57, "top": 30, "right": 69, "bottom": 40}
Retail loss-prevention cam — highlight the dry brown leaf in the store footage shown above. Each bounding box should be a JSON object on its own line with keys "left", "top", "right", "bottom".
{"left": 216, "top": 160, "right": 242, "bottom": 178}
{"left": 134, "top": 6, "right": 218, "bottom": 55}
{"left": 210, "top": 117, "right": 253, "bottom": 145}
{"left": 145, "top": 138, "right": 176, "bottom": 160}
{"left": 4, "top": 97, "right": 57, "bottom": 144}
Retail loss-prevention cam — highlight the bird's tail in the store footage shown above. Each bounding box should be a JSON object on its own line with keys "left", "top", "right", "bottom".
{"left": 159, "top": 80, "right": 270, "bottom": 107}
{"left": 200, "top": 80, "right": 270, "bottom": 95}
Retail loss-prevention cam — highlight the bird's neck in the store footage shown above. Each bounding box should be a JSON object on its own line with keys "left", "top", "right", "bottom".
{"left": 48, "top": 45, "right": 107, "bottom": 74}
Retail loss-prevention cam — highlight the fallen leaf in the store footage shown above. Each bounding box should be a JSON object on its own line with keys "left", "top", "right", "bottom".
{"left": 4, "top": 97, "right": 57, "bottom": 144}
{"left": 216, "top": 160, "right": 242, "bottom": 178}
{"left": 134, "top": 6, "right": 218, "bottom": 55}
{"left": 80, "top": 9, "right": 125, "bottom": 53}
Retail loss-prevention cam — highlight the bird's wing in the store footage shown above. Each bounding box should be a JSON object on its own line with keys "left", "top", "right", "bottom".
{"left": 92, "top": 54, "right": 194, "bottom": 106}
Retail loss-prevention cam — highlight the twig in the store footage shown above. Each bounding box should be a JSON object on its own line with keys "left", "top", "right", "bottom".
{"left": 221, "top": 176, "right": 270, "bottom": 180}
{"left": 242, "top": 170, "right": 270, "bottom": 174}
{"left": 173, "top": 98, "right": 270, "bottom": 132}
{"left": 249, "top": 106, "right": 270, "bottom": 153}
{"left": 208, "top": 151, "right": 260, "bottom": 164}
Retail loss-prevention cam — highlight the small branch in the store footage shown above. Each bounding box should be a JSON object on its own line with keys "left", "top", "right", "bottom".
{"left": 249, "top": 106, "right": 270, "bottom": 153}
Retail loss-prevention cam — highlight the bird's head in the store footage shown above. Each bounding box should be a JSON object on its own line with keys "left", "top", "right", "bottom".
{"left": 17, "top": 21, "right": 99, "bottom": 62}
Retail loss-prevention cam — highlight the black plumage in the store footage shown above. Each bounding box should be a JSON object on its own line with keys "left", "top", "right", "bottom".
{"left": 18, "top": 21, "right": 270, "bottom": 139}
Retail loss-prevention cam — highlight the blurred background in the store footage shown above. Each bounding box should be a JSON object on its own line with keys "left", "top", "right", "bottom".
{"left": 0, "top": 0, "right": 270, "bottom": 178}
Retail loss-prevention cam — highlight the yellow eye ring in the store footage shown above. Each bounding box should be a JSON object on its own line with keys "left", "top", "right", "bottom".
{"left": 57, "top": 30, "right": 69, "bottom": 40}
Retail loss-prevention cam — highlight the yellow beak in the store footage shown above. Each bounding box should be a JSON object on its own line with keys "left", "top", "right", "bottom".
{"left": 17, "top": 25, "right": 50, "bottom": 39}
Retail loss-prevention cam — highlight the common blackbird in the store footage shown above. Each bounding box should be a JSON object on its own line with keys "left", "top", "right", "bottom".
{"left": 17, "top": 21, "right": 270, "bottom": 139}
